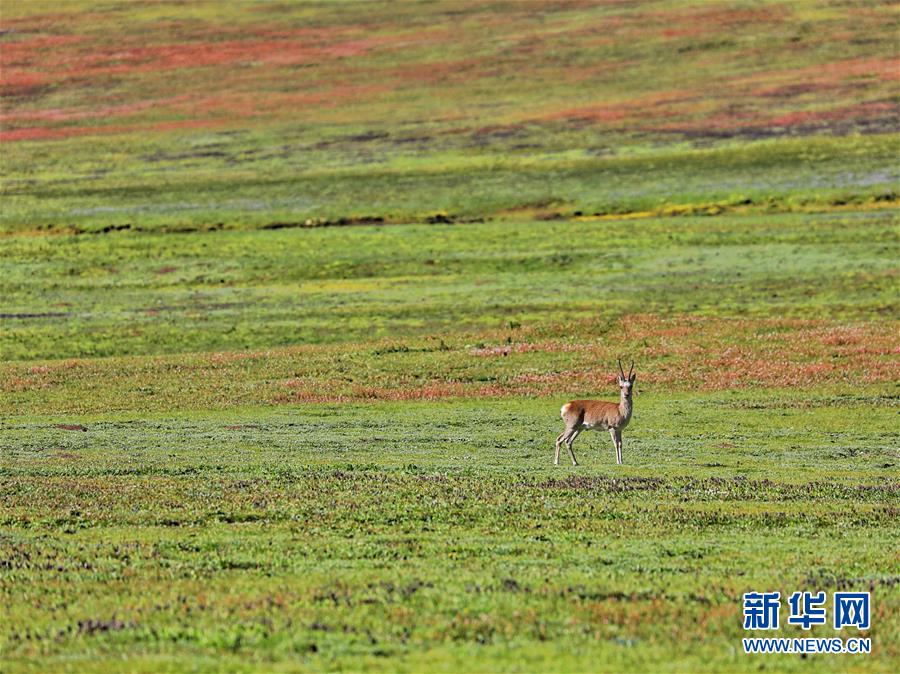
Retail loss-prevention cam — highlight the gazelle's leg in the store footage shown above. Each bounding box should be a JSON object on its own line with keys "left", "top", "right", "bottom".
{"left": 609, "top": 428, "right": 618, "bottom": 464}
{"left": 554, "top": 431, "right": 567, "bottom": 465}
{"left": 556, "top": 429, "right": 576, "bottom": 465}
{"left": 566, "top": 429, "right": 581, "bottom": 466}
{"left": 615, "top": 429, "right": 623, "bottom": 465}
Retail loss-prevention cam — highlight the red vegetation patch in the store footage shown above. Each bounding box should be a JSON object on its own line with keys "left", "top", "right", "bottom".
{"left": 0, "top": 71, "right": 51, "bottom": 97}
{"left": 0, "top": 118, "right": 232, "bottom": 143}
{"left": 746, "top": 57, "right": 900, "bottom": 86}
{"left": 540, "top": 54, "right": 900, "bottom": 134}
{"left": 0, "top": 34, "right": 84, "bottom": 54}
{"left": 653, "top": 5, "right": 787, "bottom": 40}
{"left": 765, "top": 101, "right": 897, "bottom": 128}
{"left": 389, "top": 56, "right": 486, "bottom": 85}
{"left": 274, "top": 316, "right": 897, "bottom": 402}
{"left": 4, "top": 33, "right": 390, "bottom": 81}
{"left": 2, "top": 360, "right": 83, "bottom": 392}
{"left": 1, "top": 315, "right": 895, "bottom": 412}
{"left": 0, "top": 17, "right": 415, "bottom": 142}
{"left": 0, "top": 82, "right": 394, "bottom": 142}
{"left": 495, "top": 316, "right": 892, "bottom": 395}
{"left": 653, "top": 4, "right": 789, "bottom": 28}
{"left": 2, "top": 3, "right": 897, "bottom": 145}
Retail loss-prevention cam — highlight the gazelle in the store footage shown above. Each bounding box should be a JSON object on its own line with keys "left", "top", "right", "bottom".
{"left": 554, "top": 360, "right": 636, "bottom": 466}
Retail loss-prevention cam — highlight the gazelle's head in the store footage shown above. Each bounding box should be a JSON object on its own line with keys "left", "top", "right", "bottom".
{"left": 616, "top": 359, "right": 636, "bottom": 398}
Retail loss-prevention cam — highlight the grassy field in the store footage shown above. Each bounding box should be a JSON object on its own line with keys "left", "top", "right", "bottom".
{"left": 2, "top": 209, "right": 897, "bottom": 362}
{"left": 2, "top": 395, "right": 898, "bottom": 673}
{"left": 2, "top": 1, "right": 899, "bottom": 673}
{"left": 2, "top": 1, "right": 898, "bottom": 232}
{"left": 2, "top": 209, "right": 897, "bottom": 672}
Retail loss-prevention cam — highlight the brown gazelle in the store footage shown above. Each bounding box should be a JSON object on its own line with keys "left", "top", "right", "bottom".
{"left": 554, "top": 360, "right": 636, "bottom": 466}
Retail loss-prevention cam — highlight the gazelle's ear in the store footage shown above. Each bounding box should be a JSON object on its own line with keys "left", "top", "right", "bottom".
{"left": 630, "top": 373, "right": 636, "bottom": 384}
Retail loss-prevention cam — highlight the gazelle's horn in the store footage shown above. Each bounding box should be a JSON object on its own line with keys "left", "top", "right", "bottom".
{"left": 628, "top": 360, "right": 635, "bottom": 378}
{"left": 617, "top": 358, "right": 625, "bottom": 379}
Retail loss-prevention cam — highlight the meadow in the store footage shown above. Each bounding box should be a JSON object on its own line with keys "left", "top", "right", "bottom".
{"left": 2, "top": 209, "right": 897, "bottom": 673}
{"left": 1, "top": 1, "right": 899, "bottom": 673}
{"left": 2, "top": 395, "right": 898, "bottom": 673}
{"left": 3, "top": 0, "right": 898, "bottom": 232}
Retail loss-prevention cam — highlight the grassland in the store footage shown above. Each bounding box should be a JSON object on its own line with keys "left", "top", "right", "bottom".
{"left": 2, "top": 1, "right": 899, "bottom": 673}
{"left": 2, "top": 0, "right": 898, "bottom": 232}
{"left": 2, "top": 394, "right": 898, "bottom": 674}
{"left": 2, "top": 209, "right": 897, "bottom": 673}
{"left": 2, "top": 209, "right": 897, "bottom": 362}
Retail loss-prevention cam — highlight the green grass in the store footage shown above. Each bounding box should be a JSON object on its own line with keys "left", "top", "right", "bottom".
{"left": 2, "top": 395, "right": 898, "bottom": 673}
{"left": 2, "top": 1, "right": 899, "bottom": 671}
{"left": 3, "top": 133, "right": 897, "bottom": 233}
{"left": 2, "top": 209, "right": 897, "bottom": 361}
{"left": 2, "top": 209, "right": 898, "bottom": 672}
{"left": 2, "top": 0, "right": 898, "bottom": 232}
